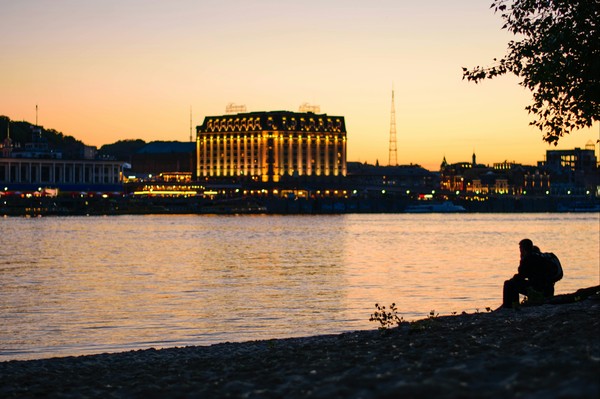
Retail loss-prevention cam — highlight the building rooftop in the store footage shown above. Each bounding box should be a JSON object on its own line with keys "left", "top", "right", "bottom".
{"left": 198, "top": 110, "right": 346, "bottom": 134}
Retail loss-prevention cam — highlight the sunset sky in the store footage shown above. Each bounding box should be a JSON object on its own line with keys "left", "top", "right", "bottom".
{"left": 1, "top": 0, "right": 598, "bottom": 170}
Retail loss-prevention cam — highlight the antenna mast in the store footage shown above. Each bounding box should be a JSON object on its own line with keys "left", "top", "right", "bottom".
{"left": 388, "top": 87, "right": 398, "bottom": 166}
{"left": 35, "top": 104, "right": 42, "bottom": 138}
{"left": 189, "top": 106, "right": 193, "bottom": 142}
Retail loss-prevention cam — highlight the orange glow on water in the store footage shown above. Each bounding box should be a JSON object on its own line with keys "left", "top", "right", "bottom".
{"left": 1, "top": 213, "right": 598, "bottom": 361}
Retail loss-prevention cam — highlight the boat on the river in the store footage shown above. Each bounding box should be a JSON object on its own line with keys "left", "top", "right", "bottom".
{"left": 404, "top": 201, "right": 466, "bottom": 213}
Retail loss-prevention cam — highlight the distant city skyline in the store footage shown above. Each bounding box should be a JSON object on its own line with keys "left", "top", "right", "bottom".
{"left": 1, "top": 0, "right": 598, "bottom": 171}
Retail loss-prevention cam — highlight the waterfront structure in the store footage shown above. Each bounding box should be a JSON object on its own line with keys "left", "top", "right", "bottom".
{"left": 196, "top": 111, "right": 347, "bottom": 183}
{"left": 0, "top": 121, "right": 122, "bottom": 193}
{"left": 0, "top": 157, "right": 123, "bottom": 193}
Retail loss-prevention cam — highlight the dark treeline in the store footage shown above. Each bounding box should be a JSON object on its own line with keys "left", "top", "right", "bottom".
{"left": 0, "top": 116, "right": 86, "bottom": 159}
{"left": 98, "top": 139, "right": 146, "bottom": 161}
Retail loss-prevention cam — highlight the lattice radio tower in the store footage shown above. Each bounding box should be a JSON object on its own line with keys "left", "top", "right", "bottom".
{"left": 189, "top": 106, "right": 193, "bottom": 142}
{"left": 388, "top": 88, "right": 398, "bottom": 166}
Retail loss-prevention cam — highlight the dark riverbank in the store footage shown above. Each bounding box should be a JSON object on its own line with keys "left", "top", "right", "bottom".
{"left": 2, "top": 287, "right": 598, "bottom": 398}
{"left": 2, "top": 194, "right": 598, "bottom": 216}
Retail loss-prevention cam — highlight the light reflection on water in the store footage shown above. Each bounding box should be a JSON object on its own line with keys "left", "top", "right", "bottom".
{"left": 1, "top": 213, "right": 598, "bottom": 361}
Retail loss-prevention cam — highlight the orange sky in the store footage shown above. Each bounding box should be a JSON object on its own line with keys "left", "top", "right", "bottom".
{"left": 1, "top": 0, "right": 597, "bottom": 170}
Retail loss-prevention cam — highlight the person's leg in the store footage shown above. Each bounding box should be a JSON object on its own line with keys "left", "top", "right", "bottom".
{"left": 503, "top": 278, "right": 520, "bottom": 308}
{"left": 503, "top": 277, "right": 529, "bottom": 308}
{"left": 545, "top": 285, "right": 555, "bottom": 298}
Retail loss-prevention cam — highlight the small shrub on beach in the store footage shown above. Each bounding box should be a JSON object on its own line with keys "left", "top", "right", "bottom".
{"left": 370, "top": 303, "right": 404, "bottom": 329}
{"left": 410, "top": 310, "right": 440, "bottom": 331}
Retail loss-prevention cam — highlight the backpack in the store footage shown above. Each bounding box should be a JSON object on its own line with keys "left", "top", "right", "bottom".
{"left": 540, "top": 252, "right": 563, "bottom": 282}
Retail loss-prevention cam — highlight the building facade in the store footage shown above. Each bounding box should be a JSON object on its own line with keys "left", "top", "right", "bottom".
{"left": 196, "top": 111, "right": 347, "bottom": 183}
{"left": 1, "top": 119, "right": 123, "bottom": 193}
{"left": 0, "top": 157, "right": 122, "bottom": 192}
{"left": 440, "top": 155, "right": 529, "bottom": 195}
{"left": 545, "top": 146, "right": 597, "bottom": 172}
{"left": 542, "top": 145, "right": 598, "bottom": 195}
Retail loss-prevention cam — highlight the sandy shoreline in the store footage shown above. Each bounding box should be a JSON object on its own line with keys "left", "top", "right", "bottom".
{"left": 1, "top": 287, "right": 599, "bottom": 398}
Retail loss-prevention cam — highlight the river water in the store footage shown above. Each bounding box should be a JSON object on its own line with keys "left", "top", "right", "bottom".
{"left": 1, "top": 213, "right": 598, "bottom": 361}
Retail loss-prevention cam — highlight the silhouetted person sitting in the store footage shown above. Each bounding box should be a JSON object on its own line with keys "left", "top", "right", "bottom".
{"left": 502, "top": 239, "right": 555, "bottom": 308}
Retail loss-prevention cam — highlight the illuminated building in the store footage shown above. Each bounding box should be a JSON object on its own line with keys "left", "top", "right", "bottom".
{"left": 196, "top": 111, "right": 347, "bottom": 183}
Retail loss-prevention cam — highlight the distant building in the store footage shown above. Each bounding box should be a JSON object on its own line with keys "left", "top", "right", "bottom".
{"left": 346, "top": 162, "right": 437, "bottom": 193}
{"left": 0, "top": 125, "right": 122, "bottom": 192}
{"left": 440, "top": 144, "right": 599, "bottom": 197}
{"left": 541, "top": 144, "right": 598, "bottom": 195}
{"left": 131, "top": 141, "right": 196, "bottom": 176}
{"left": 1, "top": 136, "right": 12, "bottom": 158}
{"left": 0, "top": 157, "right": 123, "bottom": 193}
{"left": 544, "top": 146, "right": 597, "bottom": 172}
{"left": 439, "top": 155, "right": 478, "bottom": 193}
{"left": 196, "top": 111, "right": 347, "bottom": 183}
{"left": 440, "top": 154, "right": 530, "bottom": 195}
{"left": 83, "top": 145, "right": 97, "bottom": 160}
{"left": 10, "top": 127, "right": 63, "bottom": 159}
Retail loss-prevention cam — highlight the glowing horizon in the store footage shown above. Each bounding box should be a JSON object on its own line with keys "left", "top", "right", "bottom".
{"left": 1, "top": 0, "right": 597, "bottom": 171}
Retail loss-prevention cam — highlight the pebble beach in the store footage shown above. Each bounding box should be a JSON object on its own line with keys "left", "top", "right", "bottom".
{"left": 1, "top": 286, "right": 599, "bottom": 399}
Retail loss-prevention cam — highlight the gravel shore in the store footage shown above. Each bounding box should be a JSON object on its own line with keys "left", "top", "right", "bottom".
{"left": 1, "top": 287, "right": 599, "bottom": 399}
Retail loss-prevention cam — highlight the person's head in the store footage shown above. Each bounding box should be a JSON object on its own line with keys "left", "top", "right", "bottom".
{"left": 519, "top": 238, "right": 534, "bottom": 258}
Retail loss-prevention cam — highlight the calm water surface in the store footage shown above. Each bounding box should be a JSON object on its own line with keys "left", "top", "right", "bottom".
{"left": 1, "top": 213, "right": 598, "bottom": 361}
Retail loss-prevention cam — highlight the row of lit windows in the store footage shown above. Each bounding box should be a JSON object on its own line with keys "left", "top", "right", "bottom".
{"left": 202, "top": 147, "right": 342, "bottom": 155}
{"left": 200, "top": 144, "right": 343, "bottom": 154}
{"left": 200, "top": 148, "right": 345, "bottom": 157}
{"left": 199, "top": 135, "right": 345, "bottom": 141}
{"left": 204, "top": 118, "right": 344, "bottom": 133}
{"left": 202, "top": 158, "right": 343, "bottom": 167}
{"left": 201, "top": 159, "right": 344, "bottom": 168}
{"left": 201, "top": 168, "right": 344, "bottom": 175}
{"left": 200, "top": 153, "right": 342, "bottom": 163}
